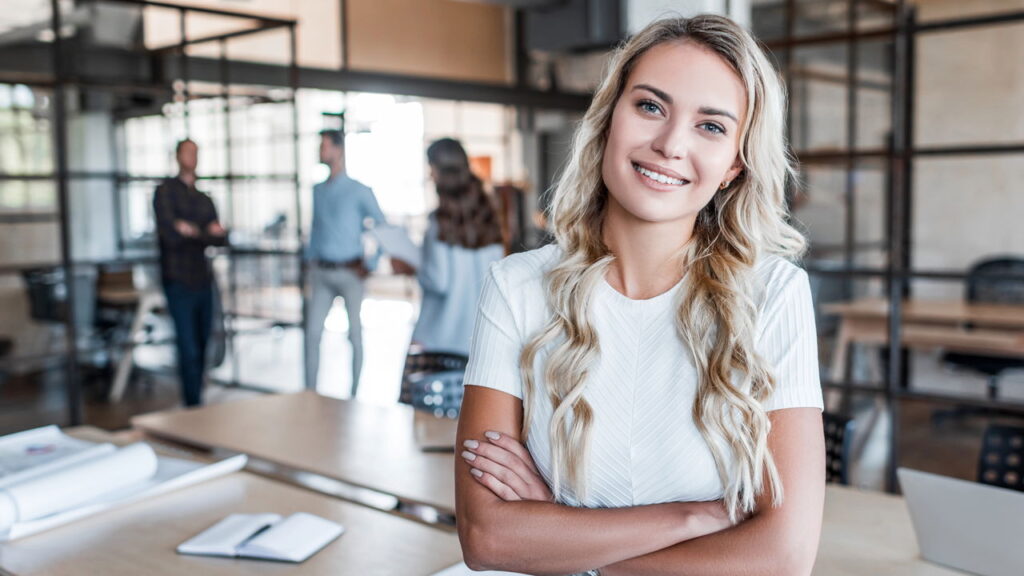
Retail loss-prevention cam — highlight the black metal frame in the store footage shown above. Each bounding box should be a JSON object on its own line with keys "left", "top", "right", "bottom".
{"left": 0, "top": 0, "right": 307, "bottom": 425}
{"left": 766, "top": 0, "right": 1024, "bottom": 491}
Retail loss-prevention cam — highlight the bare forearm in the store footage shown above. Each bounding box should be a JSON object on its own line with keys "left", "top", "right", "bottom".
{"left": 600, "top": 512, "right": 818, "bottom": 576}
{"left": 460, "top": 499, "right": 723, "bottom": 575}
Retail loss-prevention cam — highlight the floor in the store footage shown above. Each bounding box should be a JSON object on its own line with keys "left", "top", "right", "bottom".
{"left": 2, "top": 277, "right": 1023, "bottom": 493}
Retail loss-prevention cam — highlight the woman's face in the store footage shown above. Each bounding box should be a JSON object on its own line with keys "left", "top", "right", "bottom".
{"left": 601, "top": 40, "right": 747, "bottom": 228}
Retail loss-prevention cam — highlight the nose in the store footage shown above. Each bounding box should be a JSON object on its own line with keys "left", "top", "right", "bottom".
{"left": 651, "top": 119, "right": 690, "bottom": 160}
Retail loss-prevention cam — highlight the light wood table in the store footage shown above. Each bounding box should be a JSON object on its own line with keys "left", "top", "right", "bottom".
{"left": 0, "top": 429, "right": 462, "bottom": 576}
{"left": 816, "top": 485, "right": 965, "bottom": 575}
{"left": 824, "top": 298, "right": 1024, "bottom": 382}
{"left": 132, "top": 391, "right": 458, "bottom": 514}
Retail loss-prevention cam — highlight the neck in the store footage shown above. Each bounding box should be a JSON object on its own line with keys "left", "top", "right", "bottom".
{"left": 601, "top": 198, "right": 695, "bottom": 300}
{"left": 329, "top": 159, "right": 345, "bottom": 179}
{"left": 178, "top": 170, "right": 196, "bottom": 187}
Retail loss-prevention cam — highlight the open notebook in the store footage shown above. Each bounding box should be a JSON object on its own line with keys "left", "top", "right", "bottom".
{"left": 178, "top": 512, "right": 344, "bottom": 562}
{"left": 0, "top": 425, "right": 246, "bottom": 541}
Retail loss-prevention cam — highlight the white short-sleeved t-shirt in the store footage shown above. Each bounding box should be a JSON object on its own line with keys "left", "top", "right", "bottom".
{"left": 464, "top": 244, "right": 823, "bottom": 508}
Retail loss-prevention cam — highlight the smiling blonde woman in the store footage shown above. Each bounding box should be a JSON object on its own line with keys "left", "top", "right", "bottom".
{"left": 455, "top": 14, "right": 824, "bottom": 576}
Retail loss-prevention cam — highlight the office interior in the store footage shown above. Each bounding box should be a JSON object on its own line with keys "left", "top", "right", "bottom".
{"left": 0, "top": 0, "right": 1022, "bottom": 573}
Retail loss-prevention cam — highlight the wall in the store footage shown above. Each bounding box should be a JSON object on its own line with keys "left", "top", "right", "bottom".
{"left": 144, "top": 0, "right": 342, "bottom": 69}
{"left": 142, "top": 0, "right": 511, "bottom": 84}
{"left": 911, "top": 0, "right": 1024, "bottom": 297}
{"left": 346, "top": 0, "right": 510, "bottom": 84}
{"left": 626, "top": 0, "right": 751, "bottom": 32}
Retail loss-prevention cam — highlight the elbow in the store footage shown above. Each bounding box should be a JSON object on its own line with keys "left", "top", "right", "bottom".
{"left": 457, "top": 500, "right": 520, "bottom": 571}
{"left": 767, "top": 535, "right": 818, "bottom": 576}
{"left": 458, "top": 518, "right": 505, "bottom": 571}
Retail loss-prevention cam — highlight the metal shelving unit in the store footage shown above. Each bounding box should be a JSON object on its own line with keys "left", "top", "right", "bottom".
{"left": 0, "top": 0, "right": 304, "bottom": 426}
{"left": 757, "top": 0, "right": 1024, "bottom": 491}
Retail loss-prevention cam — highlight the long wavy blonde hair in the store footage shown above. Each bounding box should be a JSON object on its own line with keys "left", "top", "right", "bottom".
{"left": 518, "top": 14, "right": 806, "bottom": 520}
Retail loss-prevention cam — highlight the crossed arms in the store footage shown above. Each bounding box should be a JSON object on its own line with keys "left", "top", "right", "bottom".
{"left": 455, "top": 385, "right": 825, "bottom": 576}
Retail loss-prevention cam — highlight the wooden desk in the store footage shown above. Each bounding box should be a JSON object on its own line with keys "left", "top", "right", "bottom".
{"left": 817, "top": 485, "right": 965, "bottom": 575}
{"left": 133, "top": 391, "right": 457, "bottom": 514}
{"left": 128, "top": 397, "right": 966, "bottom": 575}
{"left": 0, "top": 427, "right": 462, "bottom": 576}
{"left": 824, "top": 299, "right": 1024, "bottom": 381}
{"left": 0, "top": 470, "right": 462, "bottom": 576}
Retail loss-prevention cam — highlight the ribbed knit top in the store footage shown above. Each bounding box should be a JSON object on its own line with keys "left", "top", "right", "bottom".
{"left": 464, "top": 244, "right": 823, "bottom": 507}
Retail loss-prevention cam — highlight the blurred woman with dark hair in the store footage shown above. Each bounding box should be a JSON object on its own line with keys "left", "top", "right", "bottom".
{"left": 408, "top": 138, "right": 505, "bottom": 356}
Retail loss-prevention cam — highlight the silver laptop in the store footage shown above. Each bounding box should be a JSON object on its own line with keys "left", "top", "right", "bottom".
{"left": 898, "top": 467, "right": 1024, "bottom": 576}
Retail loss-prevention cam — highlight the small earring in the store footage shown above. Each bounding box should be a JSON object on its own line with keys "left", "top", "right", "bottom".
{"left": 719, "top": 180, "right": 731, "bottom": 190}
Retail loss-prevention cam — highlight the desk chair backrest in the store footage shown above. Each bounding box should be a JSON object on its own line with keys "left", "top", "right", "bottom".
{"left": 400, "top": 351, "right": 469, "bottom": 405}
{"left": 97, "top": 267, "right": 135, "bottom": 294}
{"left": 944, "top": 257, "right": 1024, "bottom": 393}
{"left": 966, "top": 257, "right": 1024, "bottom": 305}
{"left": 409, "top": 370, "right": 465, "bottom": 419}
{"left": 824, "top": 411, "right": 855, "bottom": 485}
{"left": 21, "top": 267, "right": 97, "bottom": 328}
{"left": 978, "top": 424, "right": 1024, "bottom": 492}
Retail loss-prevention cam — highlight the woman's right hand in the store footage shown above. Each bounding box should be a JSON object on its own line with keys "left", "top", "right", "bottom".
{"left": 461, "top": 430, "right": 554, "bottom": 503}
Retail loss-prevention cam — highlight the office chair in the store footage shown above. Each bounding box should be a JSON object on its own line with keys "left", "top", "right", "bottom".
{"left": 824, "top": 411, "right": 855, "bottom": 485}
{"left": 932, "top": 257, "right": 1024, "bottom": 426}
{"left": 409, "top": 369, "right": 465, "bottom": 419}
{"left": 942, "top": 257, "right": 1024, "bottom": 400}
{"left": 399, "top": 350, "right": 468, "bottom": 405}
{"left": 978, "top": 424, "right": 1024, "bottom": 492}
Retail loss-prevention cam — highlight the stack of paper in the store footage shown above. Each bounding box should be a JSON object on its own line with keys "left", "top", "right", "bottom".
{"left": 0, "top": 425, "right": 246, "bottom": 541}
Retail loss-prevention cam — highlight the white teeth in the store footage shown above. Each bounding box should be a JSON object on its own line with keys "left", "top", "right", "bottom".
{"left": 634, "top": 164, "right": 686, "bottom": 186}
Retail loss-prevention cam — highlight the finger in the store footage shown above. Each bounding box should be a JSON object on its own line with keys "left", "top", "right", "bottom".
{"left": 465, "top": 439, "right": 545, "bottom": 494}
{"left": 470, "top": 468, "right": 520, "bottom": 501}
{"left": 484, "top": 431, "right": 541, "bottom": 475}
{"left": 464, "top": 439, "right": 526, "bottom": 474}
{"left": 462, "top": 451, "right": 532, "bottom": 497}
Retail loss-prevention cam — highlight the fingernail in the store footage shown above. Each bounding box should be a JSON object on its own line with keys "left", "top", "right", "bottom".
{"left": 484, "top": 431, "right": 500, "bottom": 441}
{"left": 461, "top": 450, "right": 477, "bottom": 461}
{"left": 463, "top": 440, "right": 479, "bottom": 449}
{"left": 470, "top": 468, "right": 483, "bottom": 478}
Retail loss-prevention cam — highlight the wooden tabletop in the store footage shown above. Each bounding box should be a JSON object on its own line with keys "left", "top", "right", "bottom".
{"left": 823, "top": 298, "right": 1024, "bottom": 328}
{"left": 816, "top": 485, "right": 965, "bottom": 575}
{"left": 0, "top": 427, "right": 462, "bottom": 576}
{"left": 0, "top": 428, "right": 963, "bottom": 575}
{"left": 132, "top": 391, "right": 457, "bottom": 514}
{"left": 0, "top": 471, "right": 462, "bottom": 576}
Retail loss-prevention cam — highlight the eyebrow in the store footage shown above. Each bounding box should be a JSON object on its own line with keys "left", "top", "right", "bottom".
{"left": 631, "top": 84, "right": 739, "bottom": 124}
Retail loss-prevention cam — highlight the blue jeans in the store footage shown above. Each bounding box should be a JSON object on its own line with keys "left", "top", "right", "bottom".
{"left": 164, "top": 280, "right": 213, "bottom": 407}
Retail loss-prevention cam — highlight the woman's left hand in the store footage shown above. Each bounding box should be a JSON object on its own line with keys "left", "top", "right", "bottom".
{"left": 461, "top": 431, "right": 553, "bottom": 503}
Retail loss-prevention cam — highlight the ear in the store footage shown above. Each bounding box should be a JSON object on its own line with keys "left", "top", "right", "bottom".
{"left": 724, "top": 156, "right": 744, "bottom": 185}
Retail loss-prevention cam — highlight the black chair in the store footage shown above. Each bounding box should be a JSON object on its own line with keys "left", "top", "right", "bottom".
{"left": 978, "top": 424, "right": 1024, "bottom": 492}
{"left": 824, "top": 411, "right": 855, "bottom": 485}
{"left": 409, "top": 369, "right": 466, "bottom": 419}
{"left": 399, "top": 350, "right": 469, "bottom": 405}
{"left": 943, "top": 257, "right": 1024, "bottom": 400}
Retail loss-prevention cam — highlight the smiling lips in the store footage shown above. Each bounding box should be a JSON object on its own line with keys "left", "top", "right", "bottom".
{"left": 631, "top": 161, "right": 690, "bottom": 187}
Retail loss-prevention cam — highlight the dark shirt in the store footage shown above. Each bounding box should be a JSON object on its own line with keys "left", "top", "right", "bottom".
{"left": 153, "top": 177, "right": 227, "bottom": 289}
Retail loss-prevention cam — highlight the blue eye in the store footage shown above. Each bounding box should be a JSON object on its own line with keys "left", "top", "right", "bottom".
{"left": 637, "top": 99, "right": 663, "bottom": 116}
{"left": 700, "top": 122, "right": 726, "bottom": 136}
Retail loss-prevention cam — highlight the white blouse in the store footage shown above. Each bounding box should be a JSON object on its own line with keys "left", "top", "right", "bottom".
{"left": 464, "top": 244, "right": 823, "bottom": 507}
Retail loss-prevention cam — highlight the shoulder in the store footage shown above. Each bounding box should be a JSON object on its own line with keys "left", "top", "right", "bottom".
{"left": 752, "top": 253, "right": 811, "bottom": 316}
{"left": 345, "top": 176, "right": 373, "bottom": 194}
{"left": 754, "top": 253, "right": 806, "bottom": 291}
{"left": 488, "top": 243, "right": 560, "bottom": 294}
{"left": 155, "top": 178, "right": 177, "bottom": 195}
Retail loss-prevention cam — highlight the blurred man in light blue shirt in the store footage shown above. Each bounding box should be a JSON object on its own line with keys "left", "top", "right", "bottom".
{"left": 305, "top": 129, "right": 385, "bottom": 397}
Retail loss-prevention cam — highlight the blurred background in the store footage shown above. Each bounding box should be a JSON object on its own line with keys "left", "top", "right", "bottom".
{"left": 0, "top": 0, "right": 1021, "bottom": 494}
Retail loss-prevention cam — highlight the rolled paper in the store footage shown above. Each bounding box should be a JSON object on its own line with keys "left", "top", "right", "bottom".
{"left": 0, "top": 443, "right": 158, "bottom": 525}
